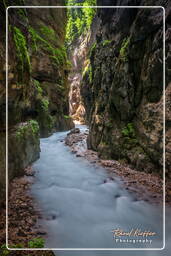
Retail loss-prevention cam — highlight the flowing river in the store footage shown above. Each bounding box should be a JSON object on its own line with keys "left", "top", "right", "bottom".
{"left": 32, "top": 125, "right": 170, "bottom": 256}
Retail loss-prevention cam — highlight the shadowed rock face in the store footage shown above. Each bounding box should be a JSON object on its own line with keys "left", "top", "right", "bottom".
{"left": 0, "top": 0, "right": 74, "bottom": 205}
{"left": 6, "top": 1, "right": 74, "bottom": 136}
{"left": 81, "top": 0, "right": 171, "bottom": 176}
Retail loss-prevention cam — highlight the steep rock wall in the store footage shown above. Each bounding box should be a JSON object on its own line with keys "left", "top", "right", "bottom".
{"left": 0, "top": 0, "right": 74, "bottom": 205}
{"left": 66, "top": 0, "right": 97, "bottom": 123}
{"left": 81, "top": 0, "right": 171, "bottom": 176}
{"left": 7, "top": 0, "right": 74, "bottom": 136}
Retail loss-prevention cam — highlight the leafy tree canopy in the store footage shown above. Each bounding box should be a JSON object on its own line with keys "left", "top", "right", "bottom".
{"left": 66, "top": 0, "right": 97, "bottom": 46}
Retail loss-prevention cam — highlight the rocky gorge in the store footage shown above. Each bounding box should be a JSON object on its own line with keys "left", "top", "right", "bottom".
{"left": 0, "top": 0, "right": 74, "bottom": 207}
{"left": 81, "top": 0, "right": 171, "bottom": 177}
{"left": 0, "top": 0, "right": 170, "bottom": 254}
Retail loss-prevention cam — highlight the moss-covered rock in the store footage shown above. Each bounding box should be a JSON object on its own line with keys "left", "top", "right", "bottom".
{"left": 8, "top": 121, "right": 40, "bottom": 180}
{"left": 0, "top": 0, "right": 74, "bottom": 205}
{"left": 0, "top": 121, "right": 40, "bottom": 206}
{"left": 82, "top": 1, "right": 170, "bottom": 175}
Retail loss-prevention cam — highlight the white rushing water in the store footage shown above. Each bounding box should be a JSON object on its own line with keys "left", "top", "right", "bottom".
{"left": 32, "top": 125, "right": 170, "bottom": 256}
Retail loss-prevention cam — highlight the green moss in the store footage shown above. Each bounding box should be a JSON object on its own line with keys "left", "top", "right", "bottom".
{"left": 41, "top": 98, "right": 49, "bottom": 112}
{"left": 28, "top": 120, "right": 39, "bottom": 134}
{"left": 82, "top": 60, "right": 93, "bottom": 83}
{"left": 2, "top": 237, "right": 45, "bottom": 251}
{"left": 17, "top": 8, "right": 27, "bottom": 21}
{"left": 28, "top": 237, "right": 45, "bottom": 248}
{"left": 13, "top": 26, "right": 31, "bottom": 82}
{"left": 40, "top": 25, "right": 57, "bottom": 41}
{"left": 82, "top": 60, "right": 90, "bottom": 78}
{"left": 106, "top": 121, "right": 113, "bottom": 128}
{"left": 29, "top": 27, "right": 66, "bottom": 66}
{"left": 0, "top": 244, "right": 10, "bottom": 256}
{"left": 10, "top": 243, "right": 24, "bottom": 248}
{"left": 34, "top": 79, "right": 43, "bottom": 95}
{"left": 122, "top": 123, "right": 135, "bottom": 137}
{"left": 57, "top": 84, "right": 65, "bottom": 92}
{"left": 89, "top": 42, "right": 97, "bottom": 57}
{"left": 16, "top": 120, "right": 39, "bottom": 139}
{"left": 102, "top": 40, "right": 111, "bottom": 46}
{"left": 119, "top": 37, "right": 130, "bottom": 61}
{"left": 16, "top": 125, "right": 28, "bottom": 139}
{"left": 35, "top": 97, "right": 55, "bottom": 135}
{"left": 121, "top": 123, "right": 139, "bottom": 148}
{"left": 64, "top": 115, "right": 71, "bottom": 119}
{"left": 66, "top": 60, "right": 72, "bottom": 66}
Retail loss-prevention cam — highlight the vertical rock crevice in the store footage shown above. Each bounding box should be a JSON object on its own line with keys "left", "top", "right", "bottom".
{"left": 66, "top": 0, "right": 97, "bottom": 124}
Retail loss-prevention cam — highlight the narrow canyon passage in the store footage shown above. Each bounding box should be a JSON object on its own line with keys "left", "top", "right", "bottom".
{"left": 31, "top": 125, "right": 164, "bottom": 250}
{"left": 1, "top": 1, "right": 170, "bottom": 255}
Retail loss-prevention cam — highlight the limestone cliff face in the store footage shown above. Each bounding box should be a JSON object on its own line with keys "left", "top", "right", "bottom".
{"left": 0, "top": 0, "right": 74, "bottom": 205}
{"left": 7, "top": 0, "right": 74, "bottom": 136}
{"left": 66, "top": 1, "right": 98, "bottom": 124}
{"left": 81, "top": 0, "right": 171, "bottom": 176}
{"left": 68, "top": 25, "right": 97, "bottom": 123}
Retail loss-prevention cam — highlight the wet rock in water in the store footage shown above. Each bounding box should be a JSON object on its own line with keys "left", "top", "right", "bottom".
{"left": 36, "top": 229, "right": 47, "bottom": 235}
{"left": 46, "top": 214, "right": 57, "bottom": 220}
{"left": 67, "top": 128, "right": 80, "bottom": 135}
{"left": 71, "top": 150, "right": 77, "bottom": 154}
{"left": 114, "top": 194, "right": 121, "bottom": 199}
{"left": 103, "top": 177, "right": 114, "bottom": 183}
{"left": 76, "top": 153, "right": 83, "bottom": 157}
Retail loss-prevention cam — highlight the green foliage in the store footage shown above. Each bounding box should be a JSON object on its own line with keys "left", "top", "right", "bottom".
{"left": 64, "top": 115, "right": 71, "bottom": 119}
{"left": 82, "top": 0, "right": 97, "bottom": 27}
{"left": 13, "top": 26, "right": 31, "bottom": 82}
{"left": 66, "top": 59, "right": 72, "bottom": 69}
{"left": 82, "top": 60, "right": 90, "bottom": 77}
{"left": 17, "top": 8, "right": 27, "bottom": 19}
{"left": 89, "top": 42, "right": 96, "bottom": 57}
{"left": 28, "top": 120, "right": 39, "bottom": 134}
{"left": 16, "top": 120, "right": 39, "bottom": 139}
{"left": 34, "top": 79, "right": 43, "bottom": 95}
{"left": 40, "top": 98, "right": 49, "bottom": 112}
{"left": 29, "top": 27, "right": 66, "bottom": 66}
{"left": 16, "top": 124, "right": 28, "bottom": 139}
{"left": 1, "top": 237, "right": 44, "bottom": 251}
{"left": 28, "top": 237, "right": 45, "bottom": 248}
{"left": 122, "top": 123, "right": 135, "bottom": 137}
{"left": 66, "top": 0, "right": 97, "bottom": 45}
{"left": 102, "top": 40, "right": 111, "bottom": 46}
{"left": 119, "top": 37, "right": 130, "bottom": 60}
{"left": 121, "top": 123, "right": 139, "bottom": 148}
{"left": 0, "top": 244, "right": 9, "bottom": 256}
{"left": 40, "top": 25, "right": 57, "bottom": 42}
{"left": 82, "top": 60, "right": 93, "bottom": 83}
{"left": 10, "top": 243, "right": 24, "bottom": 248}
{"left": 1, "top": 243, "right": 25, "bottom": 254}
{"left": 106, "top": 121, "right": 113, "bottom": 128}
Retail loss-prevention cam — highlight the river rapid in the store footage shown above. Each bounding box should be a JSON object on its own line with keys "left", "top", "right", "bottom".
{"left": 32, "top": 125, "right": 170, "bottom": 256}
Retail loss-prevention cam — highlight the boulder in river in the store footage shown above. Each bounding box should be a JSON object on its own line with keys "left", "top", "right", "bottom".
{"left": 67, "top": 128, "right": 80, "bottom": 135}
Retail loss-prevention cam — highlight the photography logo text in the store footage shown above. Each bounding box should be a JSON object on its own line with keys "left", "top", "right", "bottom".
{"left": 111, "top": 228, "right": 156, "bottom": 245}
